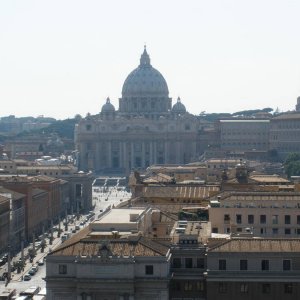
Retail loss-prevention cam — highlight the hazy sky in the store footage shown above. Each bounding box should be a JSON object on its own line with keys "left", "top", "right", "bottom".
{"left": 1, "top": 0, "right": 300, "bottom": 119}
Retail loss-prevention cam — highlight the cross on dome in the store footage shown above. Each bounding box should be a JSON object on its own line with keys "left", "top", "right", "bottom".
{"left": 140, "top": 46, "right": 151, "bottom": 67}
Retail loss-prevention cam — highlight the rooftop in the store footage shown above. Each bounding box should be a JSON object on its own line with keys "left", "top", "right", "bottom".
{"left": 51, "top": 234, "right": 169, "bottom": 257}
{"left": 142, "top": 185, "right": 219, "bottom": 199}
{"left": 95, "top": 208, "right": 146, "bottom": 224}
{"left": 209, "top": 238, "right": 300, "bottom": 252}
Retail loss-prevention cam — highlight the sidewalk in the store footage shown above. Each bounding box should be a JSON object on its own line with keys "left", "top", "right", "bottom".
{"left": 10, "top": 234, "right": 62, "bottom": 282}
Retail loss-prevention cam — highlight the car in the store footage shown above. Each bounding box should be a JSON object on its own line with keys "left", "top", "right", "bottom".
{"left": 23, "top": 274, "right": 31, "bottom": 281}
{"left": 80, "top": 222, "right": 85, "bottom": 226}
{"left": 28, "top": 269, "right": 35, "bottom": 276}
{"left": 100, "top": 209, "right": 103, "bottom": 212}
{"left": 75, "top": 225, "right": 80, "bottom": 230}
{"left": 31, "top": 265, "right": 39, "bottom": 273}
{"left": 38, "top": 259, "right": 44, "bottom": 266}
{"left": 72, "top": 228, "right": 76, "bottom": 233}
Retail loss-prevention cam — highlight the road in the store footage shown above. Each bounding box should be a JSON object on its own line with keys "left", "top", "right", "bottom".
{"left": 0, "top": 185, "right": 131, "bottom": 295}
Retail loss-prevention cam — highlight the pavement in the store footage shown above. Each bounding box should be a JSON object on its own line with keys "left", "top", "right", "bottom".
{"left": 0, "top": 184, "right": 132, "bottom": 292}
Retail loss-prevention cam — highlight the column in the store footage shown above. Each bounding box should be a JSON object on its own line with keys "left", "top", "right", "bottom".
{"left": 150, "top": 141, "right": 153, "bottom": 166}
{"left": 95, "top": 142, "right": 100, "bottom": 171}
{"left": 142, "top": 142, "right": 145, "bottom": 168}
{"left": 108, "top": 141, "right": 112, "bottom": 168}
{"left": 123, "top": 142, "right": 127, "bottom": 170}
{"left": 164, "top": 141, "right": 168, "bottom": 164}
{"left": 154, "top": 142, "right": 157, "bottom": 164}
{"left": 131, "top": 142, "right": 134, "bottom": 169}
{"left": 176, "top": 141, "right": 180, "bottom": 164}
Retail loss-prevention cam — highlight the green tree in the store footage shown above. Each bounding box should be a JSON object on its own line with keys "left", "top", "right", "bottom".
{"left": 284, "top": 153, "right": 300, "bottom": 178}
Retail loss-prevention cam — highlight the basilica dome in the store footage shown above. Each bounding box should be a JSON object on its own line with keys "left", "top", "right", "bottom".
{"left": 172, "top": 97, "right": 186, "bottom": 114}
{"left": 101, "top": 97, "right": 115, "bottom": 113}
{"left": 121, "top": 47, "right": 169, "bottom": 97}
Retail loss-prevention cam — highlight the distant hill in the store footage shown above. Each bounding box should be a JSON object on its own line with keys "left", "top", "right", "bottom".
{"left": 39, "top": 118, "right": 78, "bottom": 139}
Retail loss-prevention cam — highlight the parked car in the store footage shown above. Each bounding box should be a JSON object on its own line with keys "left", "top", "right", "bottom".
{"left": 37, "top": 259, "right": 44, "bottom": 266}
{"left": 31, "top": 265, "right": 39, "bottom": 273}
{"left": 28, "top": 269, "right": 35, "bottom": 276}
{"left": 23, "top": 274, "right": 31, "bottom": 281}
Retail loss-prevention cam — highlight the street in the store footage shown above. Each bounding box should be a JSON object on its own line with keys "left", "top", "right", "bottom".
{"left": 0, "top": 184, "right": 131, "bottom": 295}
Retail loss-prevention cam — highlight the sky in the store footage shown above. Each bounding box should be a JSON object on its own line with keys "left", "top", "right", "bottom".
{"left": 1, "top": 0, "right": 300, "bottom": 120}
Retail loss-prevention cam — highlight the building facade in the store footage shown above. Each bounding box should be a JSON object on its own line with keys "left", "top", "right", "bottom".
{"left": 206, "top": 238, "right": 300, "bottom": 300}
{"left": 209, "top": 191, "right": 300, "bottom": 237}
{"left": 269, "top": 113, "right": 300, "bottom": 156}
{"left": 75, "top": 48, "right": 200, "bottom": 174}
{"left": 219, "top": 119, "right": 270, "bottom": 152}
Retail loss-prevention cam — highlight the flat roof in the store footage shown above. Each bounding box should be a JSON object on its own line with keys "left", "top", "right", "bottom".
{"left": 96, "top": 208, "right": 146, "bottom": 224}
{"left": 220, "top": 119, "right": 269, "bottom": 123}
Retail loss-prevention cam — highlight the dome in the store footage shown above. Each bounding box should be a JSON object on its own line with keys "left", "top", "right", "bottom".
{"left": 121, "top": 47, "right": 169, "bottom": 97}
{"left": 172, "top": 97, "right": 186, "bottom": 113}
{"left": 101, "top": 97, "right": 115, "bottom": 113}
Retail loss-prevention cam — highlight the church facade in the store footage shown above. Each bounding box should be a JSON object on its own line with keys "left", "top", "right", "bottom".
{"left": 75, "top": 48, "right": 200, "bottom": 174}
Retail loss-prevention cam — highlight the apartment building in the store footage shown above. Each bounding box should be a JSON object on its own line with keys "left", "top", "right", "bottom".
{"left": 206, "top": 238, "right": 300, "bottom": 300}
{"left": 209, "top": 191, "right": 300, "bottom": 237}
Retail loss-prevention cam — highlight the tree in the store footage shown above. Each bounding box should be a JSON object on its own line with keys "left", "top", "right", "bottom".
{"left": 284, "top": 153, "right": 300, "bottom": 178}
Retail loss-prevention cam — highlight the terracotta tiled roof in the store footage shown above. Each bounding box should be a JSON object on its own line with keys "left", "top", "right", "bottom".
{"left": 0, "top": 187, "right": 25, "bottom": 200}
{"left": 249, "top": 174, "right": 290, "bottom": 183}
{"left": 214, "top": 191, "right": 300, "bottom": 202}
{"left": 50, "top": 234, "right": 169, "bottom": 257}
{"left": 143, "top": 173, "right": 173, "bottom": 183}
{"left": 0, "top": 194, "right": 9, "bottom": 204}
{"left": 142, "top": 185, "right": 219, "bottom": 199}
{"left": 209, "top": 238, "right": 300, "bottom": 252}
{"left": 32, "top": 188, "right": 48, "bottom": 196}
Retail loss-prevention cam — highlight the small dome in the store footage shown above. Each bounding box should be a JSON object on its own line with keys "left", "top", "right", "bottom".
{"left": 101, "top": 97, "right": 115, "bottom": 113}
{"left": 121, "top": 47, "right": 169, "bottom": 97}
{"left": 172, "top": 97, "right": 186, "bottom": 113}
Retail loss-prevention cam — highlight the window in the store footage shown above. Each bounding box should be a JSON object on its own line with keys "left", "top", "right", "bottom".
{"left": 260, "top": 215, "right": 266, "bottom": 224}
{"left": 248, "top": 215, "right": 254, "bottom": 224}
{"left": 285, "top": 215, "right": 291, "bottom": 225}
{"left": 236, "top": 214, "right": 242, "bottom": 224}
{"left": 145, "top": 265, "right": 153, "bottom": 275}
{"left": 240, "top": 259, "right": 248, "bottom": 271}
{"left": 240, "top": 283, "right": 248, "bottom": 293}
{"left": 297, "top": 228, "right": 300, "bottom": 235}
{"left": 197, "top": 258, "right": 205, "bottom": 268}
{"left": 261, "top": 260, "right": 269, "bottom": 271}
{"left": 297, "top": 215, "right": 300, "bottom": 225}
{"left": 196, "top": 281, "right": 204, "bottom": 291}
{"left": 184, "top": 281, "right": 193, "bottom": 291}
{"left": 212, "top": 227, "right": 218, "bottom": 233}
{"left": 285, "top": 228, "right": 291, "bottom": 235}
{"left": 58, "top": 264, "right": 67, "bottom": 274}
{"left": 185, "top": 258, "right": 193, "bottom": 268}
{"left": 283, "top": 260, "right": 291, "bottom": 271}
{"left": 224, "top": 214, "right": 230, "bottom": 223}
{"left": 86, "top": 124, "right": 91, "bottom": 131}
{"left": 262, "top": 283, "right": 271, "bottom": 294}
{"left": 172, "top": 258, "right": 181, "bottom": 268}
{"left": 272, "top": 228, "right": 278, "bottom": 235}
{"left": 284, "top": 283, "right": 293, "bottom": 294}
{"left": 272, "top": 215, "right": 278, "bottom": 225}
{"left": 219, "top": 259, "right": 226, "bottom": 270}
{"left": 218, "top": 282, "right": 227, "bottom": 293}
